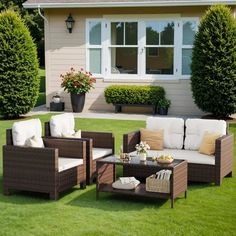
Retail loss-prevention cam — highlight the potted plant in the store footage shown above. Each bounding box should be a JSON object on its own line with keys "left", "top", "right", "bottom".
{"left": 158, "top": 98, "right": 171, "bottom": 115}
{"left": 61, "top": 68, "right": 96, "bottom": 112}
{"left": 135, "top": 141, "right": 150, "bottom": 161}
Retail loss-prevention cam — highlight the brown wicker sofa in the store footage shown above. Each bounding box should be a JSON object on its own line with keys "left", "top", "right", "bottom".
{"left": 123, "top": 117, "right": 233, "bottom": 186}
{"left": 3, "top": 122, "right": 86, "bottom": 200}
{"left": 44, "top": 113, "right": 115, "bottom": 184}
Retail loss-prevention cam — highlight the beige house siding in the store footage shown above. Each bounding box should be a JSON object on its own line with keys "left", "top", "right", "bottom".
{"left": 44, "top": 6, "right": 234, "bottom": 116}
{"left": 82, "top": 79, "right": 200, "bottom": 115}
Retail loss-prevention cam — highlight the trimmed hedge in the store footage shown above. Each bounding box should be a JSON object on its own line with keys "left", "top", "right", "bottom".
{"left": 0, "top": 10, "right": 39, "bottom": 118}
{"left": 104, "top": 85, "right": 165, "bottom": 105}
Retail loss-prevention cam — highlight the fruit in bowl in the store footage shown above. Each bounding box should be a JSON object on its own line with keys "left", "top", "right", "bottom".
{"left": 152, "top": 156, "right": 157, "bottom": 161}
{"left": 157, "top": 155, "right": 174, "bottom": 164}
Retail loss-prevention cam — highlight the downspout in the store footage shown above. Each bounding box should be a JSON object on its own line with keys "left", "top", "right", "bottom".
{"left": 37, "top": 4, "right": 50, "bottom": 108}
{"left": 38, "top": 5, "right": 48, "bottom": 24}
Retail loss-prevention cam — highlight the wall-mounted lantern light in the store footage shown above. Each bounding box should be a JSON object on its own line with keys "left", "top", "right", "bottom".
{"left": 65, "top": 14, "right": 75, "bottom": 33}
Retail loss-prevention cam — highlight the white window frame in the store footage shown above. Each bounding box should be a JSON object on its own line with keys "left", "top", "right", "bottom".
{"left": 86, "top": 19, "right": 104, "bottom": 77}
{"left": 143, "top": 18, "right": 179, "bottom": 80}
{"left": 180, "top": 17, "right": 199, "bottom": 79}
{"left": 86, "top": 15, "right": 199, "bottom": 81}
{"left": 107, "top": 19, "right": 140, "bottom": 79}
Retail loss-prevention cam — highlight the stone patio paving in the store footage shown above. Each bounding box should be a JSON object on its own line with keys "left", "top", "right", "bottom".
{"left": 26, "top": 105, "right": 200, "bottom": 121}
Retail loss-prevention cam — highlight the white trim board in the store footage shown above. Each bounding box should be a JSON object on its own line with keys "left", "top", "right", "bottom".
{"left": 23, "top": 1, "right": 236, "bottom": 9}
{"left": 103, "top": 14, "right": 181, "bottom": 19}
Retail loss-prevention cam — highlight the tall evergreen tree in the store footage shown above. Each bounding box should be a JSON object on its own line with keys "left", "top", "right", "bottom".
{"left": 0, "top": 10, "right": 39, "bottom": 118}
{"left": 191, "top": 5, "right": 236, "bottom": 117}
{"left": 0, "top": 1, "right": 44, "bottom": 66}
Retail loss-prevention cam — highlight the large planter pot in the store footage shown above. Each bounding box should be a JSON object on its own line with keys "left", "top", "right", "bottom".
{"left": 158, "top": 107, "right": 168, "bottom": 115}
{"left": 70, "top": 93, "right": 85, "bottom": 113}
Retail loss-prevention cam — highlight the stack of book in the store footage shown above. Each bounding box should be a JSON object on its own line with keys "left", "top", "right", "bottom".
{"left": 155, "top": 170, "right": 172, "bottom": 180}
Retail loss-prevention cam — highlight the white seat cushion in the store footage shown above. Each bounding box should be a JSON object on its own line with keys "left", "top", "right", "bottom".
{"left": 50, "top": 113, "right": 75, "bottom": 137}
{"left": 12, "top": 119, "right": 42, "bottom": 146}
{"left": 58, "top": 157, "right": 83, "bottom": 172}
{"left": 184, "top": 119, "right": 226, "bottom": 150}
{"left": 92, "top": 148, "right": 113, "bottom": 160}
{"left": 146, "top": 117, "right": 184, "bottom": 149}
{"left": 130, "top": 149, "right": 215, "bottom": 165}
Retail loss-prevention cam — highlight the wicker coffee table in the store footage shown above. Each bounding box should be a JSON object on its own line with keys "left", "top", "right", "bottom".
{"left": 96, "top": 156, "right": 187, "bottom": 208}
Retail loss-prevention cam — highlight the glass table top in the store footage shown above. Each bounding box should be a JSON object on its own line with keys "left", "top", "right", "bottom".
{"left": 97, "top": 155, "right": 185, "bottom": 169}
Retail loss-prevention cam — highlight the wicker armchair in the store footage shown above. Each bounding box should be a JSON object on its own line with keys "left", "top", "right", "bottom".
{"left": 44, "top": 114, "right": 115, "bottom": 185}
{"left": 3, "top": 129, "right": 86, "bottom": 200}
{"left": 123, "top": 119, "right": 234, "bottom": 186}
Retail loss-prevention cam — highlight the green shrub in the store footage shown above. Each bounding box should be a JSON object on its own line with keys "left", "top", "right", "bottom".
{"left": 39, "top": 76, "right": 45, "bottom": 93}
{"left": 158, "top": 98, "right": 171, "bottom": 108}
{"left": 104, "top": 85, "right": 165, "bottom": 105}
{"left": 0, "top": 10, "right": 39, "bottom": 118}
{"left": 191, "top": 5, "right": 236, "bottom": 117}
{"left": 35, "top": 92, "right": 46, "bottom": 107}
{"left": 39, "top": 68, "right": 46, "bottom": 92}
{"left": 34, "top": 69, "right": 46, "bottom": 107}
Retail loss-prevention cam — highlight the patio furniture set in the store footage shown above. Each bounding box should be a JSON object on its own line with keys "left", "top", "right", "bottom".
{"left": 2, "top": 114, "right": 234, "bottom": 207}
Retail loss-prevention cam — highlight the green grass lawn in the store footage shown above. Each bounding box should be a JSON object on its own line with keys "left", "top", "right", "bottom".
{"left": 0, "top": 114, "right": 235, "bottom": 236}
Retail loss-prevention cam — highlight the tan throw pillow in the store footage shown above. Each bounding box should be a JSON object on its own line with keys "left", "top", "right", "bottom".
{"left": 199, "top": 132, "right": 221, "bottom": 155}
{"left": 140, "top": 128, "right": 164, "bottom": 150}
{"left": 25, "top": 136, "right": 45, "bottom": 148}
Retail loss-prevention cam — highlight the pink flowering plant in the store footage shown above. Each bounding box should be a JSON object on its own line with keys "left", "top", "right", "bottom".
{"left": 61, "top": 67, "right": 96, "bottom": 94}
{"left": 135, "top": 141, "right": 150, "bottom": 154}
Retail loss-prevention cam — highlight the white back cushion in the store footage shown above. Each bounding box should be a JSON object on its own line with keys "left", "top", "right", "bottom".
{"left": 146, "top": 117, "right": 185, "bottom": 149}
{"left": 12, "top": 119, "right": 42, "bottom": 146}
{"left": 184, "top": 119, "right": 226, "bottom": 150}
{"left": 50, "top": 113, "right": 75, "bottom": 137}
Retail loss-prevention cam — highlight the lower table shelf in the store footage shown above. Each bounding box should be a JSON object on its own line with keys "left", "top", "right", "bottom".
{"left": 96, "top": 158, "right": 188, "bottom": 208}
{"left": 98, "top": 183, "right": 170, "bottom": 199}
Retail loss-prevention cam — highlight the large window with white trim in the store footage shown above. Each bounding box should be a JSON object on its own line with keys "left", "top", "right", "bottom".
{"left": 111, "top": 22, "right": 138, "bottom": 74}
{"left": 86, "top": 17, "right": 198, "bottom": 79}
{"left": 145, "top": 21, "right": 174, "bottom": 75}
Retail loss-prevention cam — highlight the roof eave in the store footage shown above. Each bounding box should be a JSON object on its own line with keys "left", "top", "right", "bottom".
{"left": 23, "top": 1, "right": 236, "bottom": 9}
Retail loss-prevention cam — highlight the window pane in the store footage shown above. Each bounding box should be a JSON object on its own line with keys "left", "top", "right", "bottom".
{"left": 146, "top": 47, "right": 173, "bottom": 74}
{"left": 111, "top": 47, "right": 137, "bottom": 74}
{"left": 89, "top": 22, "right": 101, "bottom": 45}
{"left": 182, "top": 49, "right": 192, "bottom": 75}
{"left": 111, "top": 22, "right": 124, "bottom": 45}
{"left": 183, "top": 21, "right": 196, "bottom": 45}
{"left": 125, "top": 22, "right": 137, "bottom": 45}
{"left": 160, "top": 21, "right": 174, "bottom": 45}
{"left": 89, "top": 49, "right": 101, "bottom": 74}
{"left": 146, "top": 21, "right": 159, "bottom": 45}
